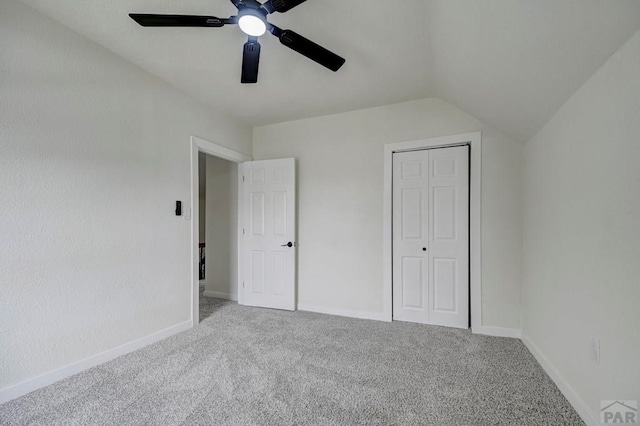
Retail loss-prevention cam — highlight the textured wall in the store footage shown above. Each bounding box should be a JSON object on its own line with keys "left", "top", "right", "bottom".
{"left": 253, "top": 98, "right": 523, "bottom": 330}
{"left": 522, "top": 30, "right": 640, "bottom": 422}
{"left": 0, "top": 0, "right": 250, "bottom": 389}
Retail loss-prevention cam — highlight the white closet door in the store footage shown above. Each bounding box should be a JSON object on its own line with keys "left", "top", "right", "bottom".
{"left": 393, "top": 146, "right": 469, "bottom": 328}
{"left": 427, "top": 146, "right": 469, "bottom": 328}
{"left": 393, "top": 150, "right": 430, "bottom": 324}
{"left": 242, "top": 158, "right": 296, "bottom": 311}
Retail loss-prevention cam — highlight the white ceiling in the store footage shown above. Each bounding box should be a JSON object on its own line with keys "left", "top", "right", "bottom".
{"left": 430, "top": 0, "right": 640, "bottom": 141}
{"left": 18, "top": 0, "right": 640, "bottom": 141}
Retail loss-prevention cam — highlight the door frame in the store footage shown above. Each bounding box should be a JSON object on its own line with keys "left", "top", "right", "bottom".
{"left": 190, "top": 136, "right": 251, "bottom": 326}
{"left": 383, "top": 132, "right": 481, "bottom": 331}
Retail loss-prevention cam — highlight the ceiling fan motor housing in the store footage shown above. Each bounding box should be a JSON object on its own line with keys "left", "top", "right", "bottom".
{"left": 238, "top": 6, "right": 267, "bottom": 20}
{"left": 241, "top": 0, "right": 264, "bottom": 10}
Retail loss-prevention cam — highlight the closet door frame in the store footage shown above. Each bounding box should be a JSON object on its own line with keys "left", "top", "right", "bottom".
{"left": 383, "top": 132, "right": 481, "bottom": 332}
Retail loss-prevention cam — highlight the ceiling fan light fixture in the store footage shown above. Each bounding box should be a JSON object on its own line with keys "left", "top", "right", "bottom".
{"left": 129, "top": 0, "right": 346, "bottom": 83}
{"left": 238, "top": 9, "right": 267, "bottom": 37}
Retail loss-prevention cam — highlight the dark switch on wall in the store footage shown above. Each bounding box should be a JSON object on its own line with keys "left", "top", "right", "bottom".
{"left": 175, "top": 201, "right": 182, "bottom": 216}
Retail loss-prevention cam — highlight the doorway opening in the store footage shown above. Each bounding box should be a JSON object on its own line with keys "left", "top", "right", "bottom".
{"left": 190, "top": 136, "right": 251, "bottom": 326}
{"left": 382, "top": 132, "right": 482, "bottom": 332}
{"left": 198, "top": 153, "right": 238, "bottom": 322}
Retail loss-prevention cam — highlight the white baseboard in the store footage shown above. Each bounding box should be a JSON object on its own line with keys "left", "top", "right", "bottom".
{"left": 203, "top": 291, "right": 238, "bottom": 301}
{"left": 0, "top": 319, "right": 192, "bottom": 405}
{"left": 521, "top": 334, "right": 597, "bottom": 426}
{"left": 473, "top": 326, "right": 522, "bottom": 339}
{"left": 297, "top": 304, "right": 389, "bottom": 322}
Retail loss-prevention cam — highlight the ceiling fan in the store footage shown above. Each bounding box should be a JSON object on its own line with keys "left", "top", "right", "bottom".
{"left": 129, "top": 0, "right": 346, "bottom": 84}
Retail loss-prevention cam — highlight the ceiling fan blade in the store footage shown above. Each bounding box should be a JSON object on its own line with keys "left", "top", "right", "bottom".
{"left": 263, "top": 0, "right": 307, "bottom": 13}
{"left": 129, "top": 14, "right": 225, "bottom": 27}
{"left": 241, "top": 39, "right": 261, "bottom": 84}
{"left": 278, "top": 29, "right": 345, "bottom": 72}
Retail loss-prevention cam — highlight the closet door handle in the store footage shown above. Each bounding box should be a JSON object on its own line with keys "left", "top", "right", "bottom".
{"left": 281, "top": 242, "right": 293, "bottom": 248}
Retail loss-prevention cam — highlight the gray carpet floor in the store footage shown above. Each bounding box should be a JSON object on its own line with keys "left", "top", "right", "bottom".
{"left": 199, "top": 285, "right": 227, "bottom": 323}
{"left": 1, "top": 290, "right": 583, "bottom": 425}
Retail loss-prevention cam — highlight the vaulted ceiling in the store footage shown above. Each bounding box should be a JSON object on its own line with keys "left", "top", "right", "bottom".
{"left": 18, "top": 0, "right": 640, "bottom": 141}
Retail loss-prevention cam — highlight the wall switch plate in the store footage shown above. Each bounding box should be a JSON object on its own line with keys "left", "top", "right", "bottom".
{"left": 184, "top": 207, "right": 191, "bottom": 220}
{"left": 591, "top": 336, "right": 600, "bottom": 364}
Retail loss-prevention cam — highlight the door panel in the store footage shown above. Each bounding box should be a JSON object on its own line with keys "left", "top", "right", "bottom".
{"left": 393, "top": 150, "right": 429, "bottom": 323}
{"left": 401, "top": 188, "right": 423, "bottom": 240}
{"left": 250, "top": 193, "right": 265, "bottom": 235}
{"left": 433, "top": 257, "right": 456, "bottom": 312}
{"left": 393, "top": 146, "right": 469, "bottom": 328}
{"left": 272, "top": 252, "right": 287, "bottom": 296}
{"left": 250, "top": 251, "right": 265, "bottom": 294}
{"left": 401, "top": 257, "right": 424, "bottom": 309}
{"left": 242, "top": 158, "right": 296, "bottom": 311}
{"left": 433, "top": 186, "right": 456, "bottom": 240}
{"left": 273, "top": 192, "right": 287, "bottom": 236}
{"left": 428, "top": 146, "right": 469, "bottom": 328}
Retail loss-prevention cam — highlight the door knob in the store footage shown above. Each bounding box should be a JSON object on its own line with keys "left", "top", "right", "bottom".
{"left": 281, "top": 242, "right": 294, "bottom": 248}
{"left": 422, "top": 247, "right": 427, "bottom": 251}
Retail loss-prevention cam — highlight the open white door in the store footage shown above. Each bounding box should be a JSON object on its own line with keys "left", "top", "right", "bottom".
{"left": 241, "top": 158, "right": 296, "bottom": 311}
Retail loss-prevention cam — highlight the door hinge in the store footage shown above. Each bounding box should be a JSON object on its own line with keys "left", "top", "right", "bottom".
{"left": 242, "top": 175, "right": 245, "bottom": 182}
{"left": 243, "top": 228, "right": 245, "bottom": 235}
{"left": 243, "top": 281, "right": 245, "bottom": 288}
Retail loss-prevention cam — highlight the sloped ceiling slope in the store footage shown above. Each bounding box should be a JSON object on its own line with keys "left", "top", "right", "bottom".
{"left": 17, "top": 0, "right": 433, "bottom": 126}
{"left": 430, "top": 0, "right": 640, "bottom": 141}
{"left": 17, "top": 0, "right": 640, "bottom": 141}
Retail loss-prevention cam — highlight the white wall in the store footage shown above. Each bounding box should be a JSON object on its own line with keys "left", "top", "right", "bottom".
{"left": 522, "top": 30, "right": 640, "bottom": 424}
{"left": 0, "top": 0, "right": 251, "bottom": 392}
{"left": 253, "top": 98, "right": 523, "bottom": 330}
{"left": 203, "top": 155, "right": 238, "bottom": 300}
